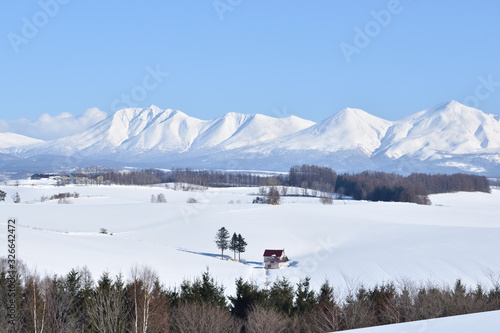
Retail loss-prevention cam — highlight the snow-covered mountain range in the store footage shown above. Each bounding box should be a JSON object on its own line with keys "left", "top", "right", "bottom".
{"left": 1, "top": 101, "right": 500, "bottom": 176}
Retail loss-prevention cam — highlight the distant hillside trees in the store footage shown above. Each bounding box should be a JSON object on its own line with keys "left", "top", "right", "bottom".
{"left": 286, "top": 164, "right": 489, "bottom": 205}
{"left": 407, "top": 172, "right": 491, "bottom": 194}
{"left": 62, "top": 165, "right": 490, "bottom": 205}
{"left": 288, "top": 165, "right": 337, "bottom": 193}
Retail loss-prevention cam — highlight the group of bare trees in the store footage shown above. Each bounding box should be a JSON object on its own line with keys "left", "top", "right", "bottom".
{"left": 255, "top": 186, "right": 281, "bottom": 204}
{"left": 150, "top": 193, "right": 166, "bottom": 203}
{"left": 1, "top": 259, "right": 500, "bottom": 333}
{"left": 0, "top": 260, "right": 169, "bottom": 333}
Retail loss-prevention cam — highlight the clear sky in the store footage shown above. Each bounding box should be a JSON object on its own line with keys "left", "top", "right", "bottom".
{"left": 1, "top": 0, "right": 500, "bottom": 139}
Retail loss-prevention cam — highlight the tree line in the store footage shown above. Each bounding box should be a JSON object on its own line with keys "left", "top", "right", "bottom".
{"left": 1, "top": 259, "right": 500, "bottom": 332}
{"left": 287, "top": 165, "right": 490, "bottom": 204}
{"left": 49, "top": 165, "right": 491, "bottom": 205}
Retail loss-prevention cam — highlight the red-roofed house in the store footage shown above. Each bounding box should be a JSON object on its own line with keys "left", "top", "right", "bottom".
{"left": 263, "top": 249, "right": 288, "bottom": 269}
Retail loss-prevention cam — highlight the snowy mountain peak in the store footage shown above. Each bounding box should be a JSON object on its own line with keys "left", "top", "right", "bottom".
{"left": 377, "top": 101, "right": 500, "bottom": 160}
{"left": 2, "top": 102, "right": 500, "bottom": 176}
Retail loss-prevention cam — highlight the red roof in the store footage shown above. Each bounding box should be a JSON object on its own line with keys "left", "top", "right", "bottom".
{"left": 263, "top": 249, "right": 285, "bottom": 257}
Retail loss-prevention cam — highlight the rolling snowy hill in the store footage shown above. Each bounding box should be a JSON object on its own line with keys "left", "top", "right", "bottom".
{"left": 1, "top": 101, "right": 499, "bottom": 176}
{"left": 1, "top": 182, "right": 499, "bottom": 298}
{"left": 0, "top": 132, "right": 44, "bottom": 149}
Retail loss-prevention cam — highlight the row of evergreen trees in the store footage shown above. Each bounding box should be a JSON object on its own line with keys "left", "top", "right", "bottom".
{"left": 1, "top": 259, "right": 500, "bottom": 332}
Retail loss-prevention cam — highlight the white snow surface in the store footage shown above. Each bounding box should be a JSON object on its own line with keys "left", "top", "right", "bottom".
{"left": 1, "top": 183, "right": 499, "bottom": 298}
{"left": 377, "top": 101, "right": 500, "bottom": 159}
{"left": 19, "top": 106, "right": 315, "bottom": 156}
{"left": 340, "top": 310, "right": 500, "bottom": 333}
{"left": 256, "top": 108, "right": 393, "bottom": 154}
{"left": 0, "top": 132, "right": 44, "bottom": 149}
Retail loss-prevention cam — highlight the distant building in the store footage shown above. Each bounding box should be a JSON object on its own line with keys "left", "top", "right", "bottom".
{"left": 263, "top": 249, "right": 288, "bottom": 269}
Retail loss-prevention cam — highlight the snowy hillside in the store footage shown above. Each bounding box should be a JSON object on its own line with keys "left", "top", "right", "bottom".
{"left": 1, "top": 101, "right": 499, "bottom": 176}
{"left": 341, "top": 310, "right": 500, "bottom": 333}
{"left": 1, "top": 182, "right": 499, "bottom": 298}
{"left": 261, "top": 108, "right": 393, "bottom": 154}
{"left": 376, "top": 101, "right": 500, "bottom": 160}
{"left": 15, "top": 106, "right": 314, "bottom": 157}
{"left": 0, "top": 132, "right": 44, "bottom": 149}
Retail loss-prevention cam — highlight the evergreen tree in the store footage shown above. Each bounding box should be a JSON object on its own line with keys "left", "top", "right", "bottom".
{"left": 0, "top": 190, "right": 6, "bottom": 201}
{"left": 229, "top": 233, "right": 238, "bottom": 260}
{"left": 294, "top": 277, "right": 316, "bottom": 315}
{"left": 229, "top": 278, "right": 265, "bottom": 319}
{"left": 214, "top": 227, "right": 230, "bottom": 259}
{"left": 237, "top": 234, "right": 247, "bottom": 261}
{"left": 269, "top": 277, "right": 294, "bottom": 316}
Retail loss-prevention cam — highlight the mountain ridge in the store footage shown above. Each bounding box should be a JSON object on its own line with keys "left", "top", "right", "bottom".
{"left": 1, "top": 101, "right": 499, "bottom": 177}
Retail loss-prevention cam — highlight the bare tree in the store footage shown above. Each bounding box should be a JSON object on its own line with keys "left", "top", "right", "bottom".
{"left": 129, "top": 265, "right": 163, "bottom": 333}
{"left": 11, "top": 192, "right": 21, "bottom": 204}
{"left": 156, "top": 193, "right": 166, "bottom": 203}
{"left": 245, "top": 305, "right": 289, "bottom": 333}
{"left": 24, "top": 271, "right": 48, "bottom": 333}
{"left": 280, "top": 186, "right": 288, "bottom": 197}
{"left": 320, "top": 195, "right": 333, "bottom": 205}
{"left": 171, "top": 302, "right": 241, "bottom": 333}
{"left": 267, "top": 186, "right": 280, "bottom": 205}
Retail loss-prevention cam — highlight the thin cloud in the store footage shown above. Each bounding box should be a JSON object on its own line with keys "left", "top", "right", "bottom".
{"left": 0, "top": 108, "right": 107, "bottom": 140}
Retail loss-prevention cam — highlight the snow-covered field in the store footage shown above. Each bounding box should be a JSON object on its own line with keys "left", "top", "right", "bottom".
{"left": 1, "top": 181, "right": 499, "bottom": 297}
{"left": 342, "top": 310, "right": 500, "bottom": 333}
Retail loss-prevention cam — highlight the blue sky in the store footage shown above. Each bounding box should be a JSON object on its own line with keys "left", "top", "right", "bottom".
{"left": 1, "top": 0, "right": 500, "bottom": 138}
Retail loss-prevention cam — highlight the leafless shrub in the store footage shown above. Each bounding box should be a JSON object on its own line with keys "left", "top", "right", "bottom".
{"left": 320, "top": 195, "right": 334, "bottom": 205}
{"left": 245, "top": 305, "right": 289, "bottom": 333}
{"left": 11, "top": 192, "right": 21, "bottom": 203}
{"left": 171, "top": 302, "right": 241, "bottom": 333}
{"left": 157, "top": 193, "right": 167, "bottom": 203}
{"left": 258, "top": 187, "right": 268, "bottom": 196}
{"left": 267, "top": 186, "right": 281, "bottom": 205}
{"left": 280, "top": 186, "right": 288, "bottom": 196}
{"left": 186, "top": 197, "right": 197, "bottom": 204}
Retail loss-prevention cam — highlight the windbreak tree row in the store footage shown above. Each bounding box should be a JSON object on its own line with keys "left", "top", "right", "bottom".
{"left": 59, "top": 165, "right": 490, "bottom": 205}
{"left": 1, "top": 259, "right": 500, "bottom": 332}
